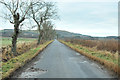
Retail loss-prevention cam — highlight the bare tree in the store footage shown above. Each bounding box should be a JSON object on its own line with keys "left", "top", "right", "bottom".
{"left": 42, "top": 21, "right": 56, "bottom": 40}
{"left": 0, "top": 0, "right": 32, "bottom": 56}
{"left": 30, "top": 1, "right": 58, "bottom": 45}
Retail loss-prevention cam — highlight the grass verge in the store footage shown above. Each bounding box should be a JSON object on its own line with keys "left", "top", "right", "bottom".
{"left": 59, "top": 40, "right": 120, "bottom": 76}
{"left": 1, "top": 40, "right": 53, "bottom": 80}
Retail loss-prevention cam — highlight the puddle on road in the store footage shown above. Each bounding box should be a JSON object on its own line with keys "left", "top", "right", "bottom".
{"left": 76, "top": 53, "right": 80, "bottom": 55}
{"left": 79, "top": 61, "right": 88, "bottom": 63}
{"left": 69, "top": 55, "right": 86, "bottom": 62}
{"left": 69, "top": 57, "right": 82, "bottom": 62}
{"left": 18, "top": 67, "right": 47, "bottom": 78}
{"left": 91, "top": 63, "right": 104, "bottom": 71}
{"left": 33, "top": 55, "right": 44, "bottom": 65}
{"left": 34, "top": 61, "right": 39, "bottom": 65}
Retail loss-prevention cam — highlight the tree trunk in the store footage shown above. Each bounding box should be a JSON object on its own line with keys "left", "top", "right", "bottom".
{"left": 37, "top": 33, "right": 43, "bottom": 45}
{"left": 11, "top": 13, "right": 24, "bottom": 56}
{"left": 37, "top": 34, "right": 41, "bottom": 45}
{"left": 37, "top": 29, "right": 43, "bottom": 45}
{"left": 37, "top": 18, "right": 43, "bottom": 45}
{"left": 11, "top": 23, "right": 19, "bottom": 56}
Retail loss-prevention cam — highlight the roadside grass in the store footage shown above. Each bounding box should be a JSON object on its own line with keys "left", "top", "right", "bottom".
{"left": 1, "top": 40, "right": 53, "bottom": 80}
{"left": 59, "top": 40, "right": 120, "bottom": 76}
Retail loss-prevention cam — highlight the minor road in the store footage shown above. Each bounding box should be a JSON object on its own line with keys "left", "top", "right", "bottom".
{"left": 12, "top": 40, "right": 115, "bottom": 78}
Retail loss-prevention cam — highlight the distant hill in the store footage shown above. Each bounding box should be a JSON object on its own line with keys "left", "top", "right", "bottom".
{"left": 55, "top": 30, "right": 93, "bottom": 39}
{"left": 0, "top": 29, "right": 118, "bottom": 40}
{"left": 55, "top": 30, "right": 119, "bottom": 40}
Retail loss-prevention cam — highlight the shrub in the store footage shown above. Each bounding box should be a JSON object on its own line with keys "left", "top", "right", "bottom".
{"left": 65, "top": 39, "right": 118, "bottom": 53}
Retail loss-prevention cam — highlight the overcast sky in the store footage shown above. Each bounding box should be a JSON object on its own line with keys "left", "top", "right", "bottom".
{"left": 0, "top": 0, "right": 119, "bottom": 37}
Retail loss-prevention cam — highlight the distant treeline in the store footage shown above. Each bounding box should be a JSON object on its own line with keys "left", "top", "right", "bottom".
{"left": 0, "top": 29, "right": 119, "bottom": 40}
{"left": 1, "top": 29, "right": 39, "bottom": 38}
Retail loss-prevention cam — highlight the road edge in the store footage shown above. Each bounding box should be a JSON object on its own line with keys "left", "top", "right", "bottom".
{"left": 59, "top": 40, "right": 119, "bottom": 77}
{"left": 2, "top": 40, "right": 54, "bottom": 80}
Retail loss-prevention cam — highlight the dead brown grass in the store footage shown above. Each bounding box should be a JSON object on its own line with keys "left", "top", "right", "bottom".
{"left": 1, "top": 41, "right": 38, "bottom": 62}
{"left": 65, "top": 39, "right": 118, "bottom": 53}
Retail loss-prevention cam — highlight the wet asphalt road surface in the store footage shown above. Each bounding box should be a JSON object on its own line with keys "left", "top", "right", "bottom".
{"left": 12, "top": 40, "right": 115, "bottom": 78}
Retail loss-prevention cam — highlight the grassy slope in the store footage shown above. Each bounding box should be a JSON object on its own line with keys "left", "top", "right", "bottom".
{"left": 59, "top": 40, "right": 120, "bottom": 75}
{"left": 1, "top": 40, "right": 53, "bottom": 79}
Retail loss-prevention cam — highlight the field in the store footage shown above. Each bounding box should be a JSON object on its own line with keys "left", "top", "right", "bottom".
{"left": 0, "top": 37, "right": 38, "bottom": 62}
{"left": 64, "top": 39, "right": 119, "bottom": 53}
{"left": 0, "top": 37, "right": 37, "bottom": 47}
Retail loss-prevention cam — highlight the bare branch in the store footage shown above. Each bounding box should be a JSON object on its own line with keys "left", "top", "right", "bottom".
{"left": 10, "top": 21, "right": 14, "bottom": 24}
{"left": 0, "top": 0, "right": 14, "bottom": 15}
{"left": 23, "top": 2, "right": 32, "bottom": 18}
{"left": 14, "top": 0, "right": 19, "bottom": 13}
{"left": 19, "top": 17, "right": 25, "bottom": 23}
